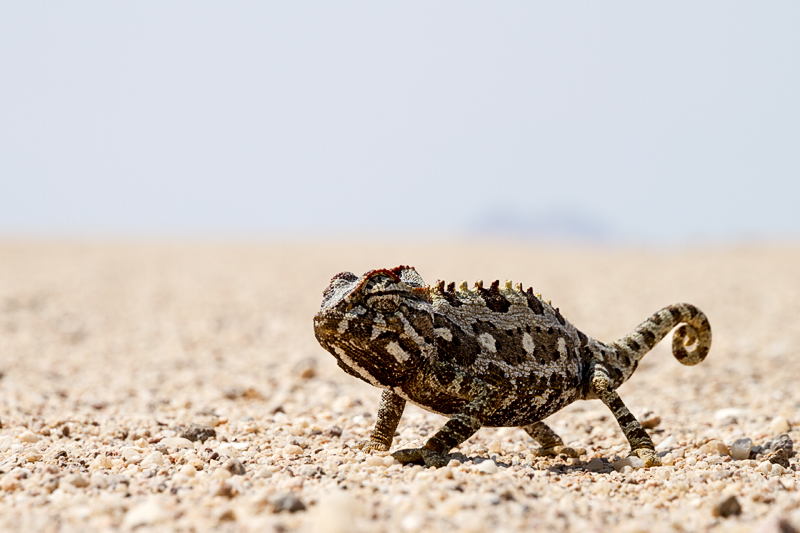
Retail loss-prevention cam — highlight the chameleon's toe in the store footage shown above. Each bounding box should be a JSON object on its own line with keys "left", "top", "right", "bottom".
{"left": 631, "top": 448, "right": 661, "bottom": 468}
{"left": 354, "top": 440, "right": 390, "bottom": 453}
{"left": 392, "top": 447, "right": 448, "bottom": 468}
{"left": 536, "top": 445, "right": 583, "bottom": 458}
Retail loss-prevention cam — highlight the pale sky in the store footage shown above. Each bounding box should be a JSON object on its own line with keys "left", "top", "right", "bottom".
{"left": 1, "top": 3, "right": 798, "bottom": 243}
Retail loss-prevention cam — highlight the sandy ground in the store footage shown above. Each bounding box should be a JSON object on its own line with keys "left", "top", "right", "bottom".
{"left": 0, "top": 240, "right": 799, "bottom": 532}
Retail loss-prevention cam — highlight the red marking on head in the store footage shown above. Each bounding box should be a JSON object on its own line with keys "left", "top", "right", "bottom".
{"left": 390, "top": 265, "right": 419, "bottom": 278}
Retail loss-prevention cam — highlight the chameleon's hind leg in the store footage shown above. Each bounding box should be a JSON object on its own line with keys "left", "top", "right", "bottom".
{"left": 522, "top": 421, "right": 581, "bottom": 458}
{"left": 590, "top": 362, "right": 660, "bottom": 467}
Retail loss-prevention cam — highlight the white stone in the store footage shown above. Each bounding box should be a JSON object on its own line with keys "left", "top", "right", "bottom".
{"left": 700, "top": 440, "right": 729, "bottom": 456}
{"left": 64, "top": 473, "right": 88, "bottom": 488}
{"left": 655, "top": 435, "right": 676, "bottom": 451}
{"left": 757, "top": 461, "right": 773, "bottom": 474}
{"left": 212, "top": 467, "right": 232, "bottom": 479}
{"left": 613, "top": 456, "right": 646, "bottom": 471}
{"left": 161, "top": 437, "right": 194, "bottom": 450}
{"left": 365, "top": 455, "right": 385, "bottom": 466}
{"left": 475, "top": 460, "right": 498, "bottom": 474}
{"left": 18, "top": 431, "right": 38, "bottom": 443}
{"left": 89, "top": 455, "right": 112, "bottom": 470}
{"left": 283, "top": 444, "right": 303, "bottom": 455}
{"left": 122, "top": 500, "right": 168, "bottom": 529}
{"left": 770, "top": 464, "right": 785, "bottom": 476}
{"left": 769, "top": 416, "right": 790, "bottom": 434}
{"left": 141, "top": 451, "right": 164, "bottom": 467}
{"left": 730, "top": 437, "right": 752, "bottom": 460}
{"left": 714, "top": 408, "right": 748, "bottom": 421}
{"left": 121, "top": 448, "right": 142, "bottom": 464}
{"left": 180, "top": 464, "right": 197, "bottom": 477}
{"left": 254, "top": 466, "right": 273, "bottom": 479}
{"left": 218, "top": 443, "right": 240, "bottom": 458}
{"left": 90, "top": 473, "right": 109, "bottom": 488}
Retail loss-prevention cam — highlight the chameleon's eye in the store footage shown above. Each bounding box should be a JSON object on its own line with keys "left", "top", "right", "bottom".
{"left": 365, "top": 293, "right": 401, "bottom": 314}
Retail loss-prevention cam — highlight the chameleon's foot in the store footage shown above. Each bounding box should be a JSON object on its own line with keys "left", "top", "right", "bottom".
{"left": 392, "top": 447, "right": 448, "bottom": 468}
{"left": 631, "top": 448, "right": 661, "bottom": 467}
{"left": 354, "top": 440, "right": 390, "bottom": 453}
{"left": 535, "top": 445, "right": 583, "bottom": 458}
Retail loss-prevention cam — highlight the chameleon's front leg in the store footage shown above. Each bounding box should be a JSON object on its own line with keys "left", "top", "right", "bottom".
{"left": 354, "top": 389, "right": 406, "bottom": 452}
{"left": 392, "top": 361, "right": 503, "bottom": 468}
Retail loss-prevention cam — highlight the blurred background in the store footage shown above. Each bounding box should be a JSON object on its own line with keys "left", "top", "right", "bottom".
{"left": 1, "top": 2, "right": 798, "bottom": 245}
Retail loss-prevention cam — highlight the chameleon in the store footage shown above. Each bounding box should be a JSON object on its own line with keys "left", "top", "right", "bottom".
{"left": 313, "top": 265, "right": 711, "bottom": 468}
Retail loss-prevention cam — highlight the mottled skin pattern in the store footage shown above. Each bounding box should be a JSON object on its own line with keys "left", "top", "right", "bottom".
{"left": 313, "top": 266, "right": 711, "bottom": 468}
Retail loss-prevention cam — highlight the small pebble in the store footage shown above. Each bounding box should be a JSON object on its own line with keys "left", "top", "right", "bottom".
{"left": 770, "top": 416, "right": 791, "bottom": 434}
{"left": 714, "top": 408, "right": 748, "bottom": 422}
{"left": 90, "top": 473, "right": 108, "bottom": 488}
{"left": 90, "top": 455, "right": 112, "bottom": 470}
{"left": 223, "top": 458, "right": 246, "bottom": 476}
{"left": 641, "top": 413, "right": 661, "bottom": 429}
{"left": 730, "top": 437, "right": 752, "bottom": 460}
{"left": 271, "top": 493, "right": 306, "bottom": 513}
{"left": 365, "top": 455, "right": 385, "bottom": 466}
{"left": 64, "top": 473, "right": 89, "bottom": 488}
{"left": 585, "top": 458, "right": 605, "bottom": 472}
{"left": 141, "top": 451, "right": 164, "bottom": 467}
{"left": 475, "top": 460, "right": 498, "bottom": 474}
{"left": 212, "top": 467, "right": 232, "bottom": 480}
{"left": 613, "top": 456, "right": 645, "bottom": 471}
{"left": 767, "top": 449, "right": 790, "bottom": 469}
{"left": 767, "top": 434, "right": 793, "bottom": 456}
{"left": 181, "top": 424, "right": 217, "bottom": 443}
{"left": 24, "top": 450, "right": 42, "bottom": 463}
{"left": 700, "top": 440, "right": 729, "bottom": 456}
{"left": 757, "top": 461, "right": 773, "bottom": 474}
{"left": 254, "top": 466, "right": 273, "bottom": 479}
{"left": 18, "top": 431, "right": 38, "bottom": 443}
{"left": 180, "top": 464, "right": 197, "bottom": 477}
{"left": 655, "top": 435, "right": 676, "bottom": 451}
{"left": 283, "top": 444, "right": 303, "bottom": 456}
{"left": 770, "top": 464, "right": 786, "bottom": 477}
{"left": 712, "top": 495, "right": 742, "bottom": 518}
{"left": 211, "top": 482, "right": 236, "bottom": 498}
{"left": 161, "top": 437, "right": 194, "bottom": 450}
{"left": 0, "top": 476, "right": 20, "bottom": 492}
{"left": 121, "top": 448, "right": 142, "bottom": 464}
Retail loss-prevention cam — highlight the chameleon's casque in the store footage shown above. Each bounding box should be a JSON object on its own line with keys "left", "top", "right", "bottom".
{"left": 313, "top": 265, "right": 711, "bottom": 468}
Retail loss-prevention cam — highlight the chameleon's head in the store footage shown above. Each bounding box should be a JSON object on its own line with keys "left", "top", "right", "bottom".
{"left": 313, "top": 266, "right": 435, "bottom": 388}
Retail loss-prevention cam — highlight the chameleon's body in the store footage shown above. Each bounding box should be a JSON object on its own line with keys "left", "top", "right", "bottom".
{"left": 313, "top": 266, "right": 711, "bottom": 468}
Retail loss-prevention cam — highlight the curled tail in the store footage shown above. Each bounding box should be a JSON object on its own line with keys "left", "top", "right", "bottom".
{"left": 609, "top": 303, "right": 711, "bottom": 382}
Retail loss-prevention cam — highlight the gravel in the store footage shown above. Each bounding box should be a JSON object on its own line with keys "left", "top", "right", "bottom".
{"left": 0, "top": 241, "right": 799, "bottom": 532}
